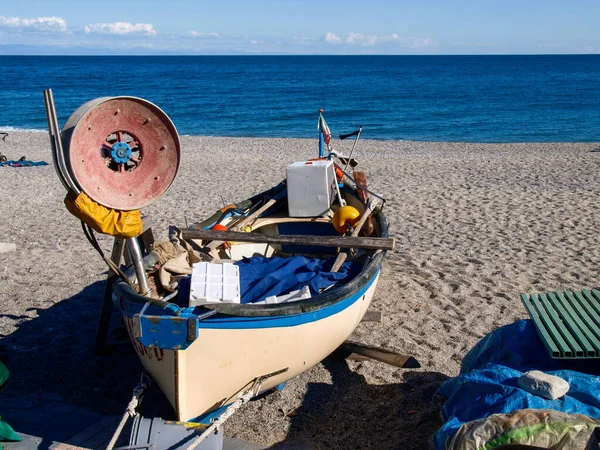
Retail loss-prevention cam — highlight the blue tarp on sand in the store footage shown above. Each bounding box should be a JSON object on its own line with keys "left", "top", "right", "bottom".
{"left": 0, "top": 159, "right": 48, "bottom": 167}
{"left": 434, "top": 320, "right": 600, "bottom": 449}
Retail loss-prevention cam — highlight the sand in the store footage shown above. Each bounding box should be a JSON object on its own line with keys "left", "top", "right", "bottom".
{"left": 1, "top": 131, "right": 600, "bottom": 449}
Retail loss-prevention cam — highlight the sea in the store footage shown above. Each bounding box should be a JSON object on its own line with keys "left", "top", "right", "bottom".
{"left": 1, "top": 55, "right": 600, "bottom": 143}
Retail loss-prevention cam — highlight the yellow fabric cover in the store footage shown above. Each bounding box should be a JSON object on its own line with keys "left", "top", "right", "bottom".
{"left": 64, "top": 191, "right": 143, "bottom": 238}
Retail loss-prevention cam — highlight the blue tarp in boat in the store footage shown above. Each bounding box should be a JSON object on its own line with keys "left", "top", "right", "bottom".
{"left": 235, "top": 255, "right": 362, "bottom": 304}
{"left": 434, "top": 320, "right": 600, "bottom": 449}
{"left": 177, "top": 255, "right": 362, "bottom": 306}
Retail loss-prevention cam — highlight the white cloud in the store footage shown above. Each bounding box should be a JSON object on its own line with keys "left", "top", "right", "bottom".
{"left": 324, "top": 32, "right": 377, "bottom": 46}
{"left": 84, "top": 22, "right": 156, "bottom": 36}
{"left": 324, "top": 32, "right": 436, "bottom": 49}
{"left": 188, "top": 31, "right": 220, "bottom": 38}
{"left": 0, "top": 15, "right": 67, "bottom": 32}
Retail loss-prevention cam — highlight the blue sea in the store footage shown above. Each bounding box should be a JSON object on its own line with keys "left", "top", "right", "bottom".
{"left": 1, "top": 55, "right": 600, "bottom": 142}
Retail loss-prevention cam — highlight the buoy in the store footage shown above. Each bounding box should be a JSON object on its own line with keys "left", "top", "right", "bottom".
{"left": 211, "top": 223, "right": 230, "bottom": 249}
{"left": 333, "top": 205, "right": 360, "bottom": 233}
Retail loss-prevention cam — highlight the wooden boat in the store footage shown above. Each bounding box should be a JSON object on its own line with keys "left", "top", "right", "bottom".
{"left": 113, "top": 176, "right": 391, "bottom": 422}
{"left": 42, "top": 92, "right": 392, "bottom": 423}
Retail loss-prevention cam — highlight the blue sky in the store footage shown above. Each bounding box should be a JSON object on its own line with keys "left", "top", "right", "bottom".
{"left": 1, "top": 0, "right": 599, "bottom": 55}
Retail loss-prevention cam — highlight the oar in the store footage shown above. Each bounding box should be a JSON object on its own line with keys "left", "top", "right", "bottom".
{"left": 204, "top": 198, "right": 278, "bottom": 251}
{"left": 330, "top": 197, "right": 380, "bottom": 272}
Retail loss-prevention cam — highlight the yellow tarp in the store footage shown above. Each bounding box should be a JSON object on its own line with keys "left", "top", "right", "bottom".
{"left": 64, "top": 191, "right": 142, "bottom": 238}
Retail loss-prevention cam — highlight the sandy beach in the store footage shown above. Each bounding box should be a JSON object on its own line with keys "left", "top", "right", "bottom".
{"left": 1, "top": 131, "right": 600, "bottom": 449}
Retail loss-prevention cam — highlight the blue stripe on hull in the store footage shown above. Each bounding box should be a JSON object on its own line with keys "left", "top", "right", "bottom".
{"left": 119, "top": 268, "right": 380, "bottom": 349}
{"left": 198, "top": 267, "right": 380, "bottom": 329}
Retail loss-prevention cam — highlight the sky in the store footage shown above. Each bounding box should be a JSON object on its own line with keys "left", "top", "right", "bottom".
{"left": 0, "top": 0, "right": 599, "bottom": 55}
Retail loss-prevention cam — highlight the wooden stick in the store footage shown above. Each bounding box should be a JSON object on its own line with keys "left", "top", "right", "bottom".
{"left": 342, "top": 341, "right": 420, "bottom": 369}
{"left": 331, "top": 199, "right": 379, "bottom": 272}
{"left": 353, "top": 171, "right": 374, "bottom": 236}
{"left": 205, "top": 198, "right": 277, "bottom": 250}
{"left": 181, "top": 228, "right": 395, "bottom": 251}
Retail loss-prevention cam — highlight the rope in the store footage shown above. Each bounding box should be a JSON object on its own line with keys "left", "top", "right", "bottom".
{"left": 185, "top": 382, "right": 261, "bottom": 450}
{"left": 105, "top": 373, "right": 149, "bottom": 450}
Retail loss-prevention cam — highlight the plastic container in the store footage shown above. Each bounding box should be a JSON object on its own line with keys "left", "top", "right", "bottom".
{"left": 189, "top": 262, "right": 240, "bottom": 306}
{"left": 256, "top": 285, "right": 312, "bottom": 304}
{"left": 287, "top": 160, "right": 336, "bottom": 217}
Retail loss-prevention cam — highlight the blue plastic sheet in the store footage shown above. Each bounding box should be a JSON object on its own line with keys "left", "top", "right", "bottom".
{"left": 235, "top": 255, "right": 361, "bottom": 304}
{"left": 175, "top": 255, "right": 362, "bottom": 306}
{"left": 434, "top": 320, "right": 600, "bottom": 449}
{"left": 0, "top": 159, "right": 48, "bottom": 167}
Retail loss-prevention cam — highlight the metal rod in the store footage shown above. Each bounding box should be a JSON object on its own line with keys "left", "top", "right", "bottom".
{"left": 43, "top": 89, "right": 80, "bottom": 194}
{"left": 49, "top": 89, "right": 80, "bottom": 194}
{"left": 93, "top": 237, "right": 126, "bottom": 355}
{"left": 43, "top": 89, "right": 70, "bottom": 191}
{"left": 343, "top": 126, "right": 362, "bottom": 174}
{"left": 126, "top": 238, "right": 151, "bottom": 295}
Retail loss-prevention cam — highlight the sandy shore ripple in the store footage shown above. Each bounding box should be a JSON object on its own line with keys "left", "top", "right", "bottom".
{"left": 1, "top": 132, "right": 600, "bottom": 449}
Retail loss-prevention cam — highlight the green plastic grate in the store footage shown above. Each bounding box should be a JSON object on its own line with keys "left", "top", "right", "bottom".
{"left": 521, "top": 289, "right": 600, "bottom": 359}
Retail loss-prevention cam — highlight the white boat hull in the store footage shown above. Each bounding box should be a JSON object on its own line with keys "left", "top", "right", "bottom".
{"left": 124, "top": 272, "right": 380, "bottom": 421}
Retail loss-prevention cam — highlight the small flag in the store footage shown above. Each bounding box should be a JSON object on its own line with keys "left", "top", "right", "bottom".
{"left": 318, "top": 113, "right": 331, "bottom": 146}
{"left": 339, "top": 129, "right": 361, "bottom": 140}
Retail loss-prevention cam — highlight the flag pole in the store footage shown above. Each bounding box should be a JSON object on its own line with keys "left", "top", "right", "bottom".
{"left": 318, "top": 109, "right": 325, "bottom": 158}
{"left": 343, "top": 125, "right": 363, "bottom": 173}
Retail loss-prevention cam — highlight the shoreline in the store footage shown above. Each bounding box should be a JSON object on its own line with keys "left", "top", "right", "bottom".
{"left": 1, "top": 128, "right": 599, "bottom": 146}
{"left": 2, "top": 131, "right": 600, "bottom": 448}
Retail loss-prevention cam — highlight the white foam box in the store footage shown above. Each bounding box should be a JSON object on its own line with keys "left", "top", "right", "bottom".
{"left": 260, "top": 285, "right": 312, "bottom": 304}
{"left": 286, "top": 160, "right": 336, "bottom": 217}
{"left": 189, "top": 262, "right": 240, "bottom": 306}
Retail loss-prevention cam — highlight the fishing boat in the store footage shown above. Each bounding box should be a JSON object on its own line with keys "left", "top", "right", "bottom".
{"left": 43, "top": 92, "right": 393, "bottom": 423}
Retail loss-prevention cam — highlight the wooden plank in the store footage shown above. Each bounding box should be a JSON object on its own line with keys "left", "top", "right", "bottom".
{"left": 564, "top": 291, "right": 600, "bottom": 341}
{"left": 182, "top": 228, "right": 394, "bottom": 251}
{"left": 539, "top": 292, "right": 583, "bottom": 357}
{"left": 552, "top": 292, "right": 600, "bottom": 357}
{"left": 361, "top": 310, "right": 382, "bottom": 323}
{"left": 205, "top": 198, "right": 277, "bottom": 250}
{"left": 331, "top": 199, "right": 380, "bottom": 272}
{"left": 342, "top": 341, "right": 420, "bottom": 368}
{"left": 573, "top": 291, "right": 600, "bottom": 328}
{"left": 547, "top": 292, "right": 595, "bottom": 357}
{"left": 352, "top": 171, "right": 374, "bottom": 236}
{"left": 521, "top": 293, "right": 561, "bottom": 358}
{"left": 531, "top": 293, "right": 574, "bottom": 357}
{"left": 584, "top": 289, "right": 600, "bottom": 316}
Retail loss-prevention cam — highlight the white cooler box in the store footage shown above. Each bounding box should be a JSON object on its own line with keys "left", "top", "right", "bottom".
{"left": 287, "top": 160, "right": 336, "bottom": 217}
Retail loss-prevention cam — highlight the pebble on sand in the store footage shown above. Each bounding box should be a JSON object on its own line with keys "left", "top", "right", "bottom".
{"left": 0, "top": 242, "right": 16, "bottom": 253}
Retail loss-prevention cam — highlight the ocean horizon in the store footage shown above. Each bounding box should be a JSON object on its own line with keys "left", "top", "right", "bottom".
{"left": 1, "top": 54, "right": 599, "bottom": 143}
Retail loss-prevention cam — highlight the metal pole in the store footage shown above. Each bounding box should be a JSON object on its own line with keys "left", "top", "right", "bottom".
{"left": 343, "top": 126, "right": 362, "bottom": 174}
{"left": 43, "top": 89, "right": 70, "bottom": 191}
{"left": 42, "top": 89, "right": 80, "bottom": 194}
{"left": 318, "top": 109, "right": 325, "bottom": 158}
{"left": 126, "top": 238, "right": 151, "bottom": 295}
{"left": 94, "top": 238, "right": 125, "bottom": 355}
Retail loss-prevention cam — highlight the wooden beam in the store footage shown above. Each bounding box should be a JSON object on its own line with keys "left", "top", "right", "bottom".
{"left": 331, "top": 198, "right": 379, "bottom": 272}
{"left": 205, "top": 198, "right": 277, "bottom": 250}
{"left": 342, "top": 341, "right": 420, "bottom": 369}
{"left": 182, "top": 229, "right": 394, "bottom": 251}
{"left": 361, "top": 310, "right": 382, "bottom": 323}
